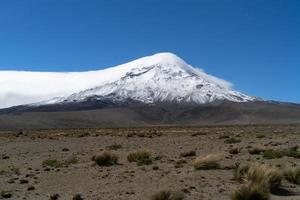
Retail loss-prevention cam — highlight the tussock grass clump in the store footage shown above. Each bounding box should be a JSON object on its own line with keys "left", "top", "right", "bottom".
{"left": 193, "top": 154, "right": 220, "bottom": 170}
{"left": 232, "top": 163, "right": 282, "bottom": 200}
{"left": 180, "top": 150, "right": 196, "bottom": 157}
{"left": 284, "top": 167, "right": 300, "bottom": 184}
{"left": 127, "top": 149, "right": 152, "bottom": 166}
{"left": 233, "top": 163, "right": 282, "bottom": 194}
{"left": 224, "top": 138, "right": 241, "bottom": 144}
{"left": 246, "top": 163, "right": 282, "bottom": 191}
{"left": 92, "top": 152, "right": 118, "bottom": 166}
{"left": 151, "top": 190, "right": 184, "bottom": 200}
{"left": 233, "top": 164, "right": 250, "bottom": 182}
{"left": 232, "top": 182, "right": 269, "bottom": 200}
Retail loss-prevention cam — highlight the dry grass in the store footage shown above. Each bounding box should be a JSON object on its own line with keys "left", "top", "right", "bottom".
{"left": 232, "top": 182, "right": 269, "bottom": 200}
{"left": 92, "top": 152, "right": 118, "bottom": 166}
{"left": 246, "top": 163, "right": 282, "bottom": 190}
{"left": 127, "top": 149, "right": 152, "bottom": 166}
{"left": 193, "top": 154, "right": 221, "bottom": 170}
{"left": 151, "top": 190, "right": 184, "bottom": 200}
{"left": 284, "top": 167, "right": 300, "bottom": 185}
{"left": 232, "top": 162, "right": 282, "bottom": 199}
{"left": 233, "top": 164, "right": 250, "bottom": 182}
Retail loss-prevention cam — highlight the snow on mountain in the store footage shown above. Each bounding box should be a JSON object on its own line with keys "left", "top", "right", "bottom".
{"left": 0, "top": 52, "right": 255, "bottom": 109}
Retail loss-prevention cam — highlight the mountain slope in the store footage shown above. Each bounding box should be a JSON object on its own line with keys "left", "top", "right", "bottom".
{"left": 1, "top": 52, "right": 300, "bottom": 130}
{"left": 1, "top": 101, "right": 300, "bottom": 130}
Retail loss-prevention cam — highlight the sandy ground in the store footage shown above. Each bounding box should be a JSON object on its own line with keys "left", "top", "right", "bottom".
{"left": 0, "top": 124, "right": 300, "bottom": 200}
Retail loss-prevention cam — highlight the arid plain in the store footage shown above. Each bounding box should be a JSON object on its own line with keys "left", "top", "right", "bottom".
{"left": 1, "top": 124, "right": 300, "bottom": 200}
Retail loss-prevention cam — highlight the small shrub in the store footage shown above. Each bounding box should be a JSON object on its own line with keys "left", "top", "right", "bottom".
{"left": 42, "top": 156, "right": 78, "bottom": 168}
{"left": 262, "top": 149, "right": 283, "bottom": 159}
{"left": 64, "top": 156, "right": 78, "bottom": 166}
{"left": 151, "top": 190, "right": 184, "bottom": 200}
{"left": 1, "top": 191, "right": 12, "bottom": 198}
{"left": 284, "top": 167, "right": 300, "bottom": 184}
{"left": 106, "top": 143, "right": 122, "bottom": 150}
{"left": 49, "top": 194, "right": 60, "bottom": 200}
{"left": 9, "top": 166, "right": 20, "bottom": 175}
{"left": 224, "top": 138, "right": 241, "bottom": 144}
{"left": 174, "top": 159, "right": 187, "bottom": 168}
{"left": 92, "top": 152, "right": 118, "bottom": 166}
{"left": 180, "top": 150, "right": 196, "bottom": 157}
{"left": 232, "top": 182, "right": 269, "bottom": 200}
{"left": 219, "top": 135, "right": 230, "bottom": 139}
{"left": 42, "top": 159, "right": 63, "bottom": 168}
{"left": 256, "top": 135, "right": 266, "bottom": 139}
{"left": 193, "top": 154, "right": 220, "bottom": 170}
{"left": 229, "top": 148, "right": 239, "bottom": 155}
{"left": 262, "top": 147, "right": 300, "bottom": 159}
{"left": 127, "top": 150, "right": 152, "bottom": 166}
{"left": 284, "top": 147, "right": 300, "bottom": 159}
{"left": 72, "top": 194, "right": 83, "bottom": 200}
{"left": 248, "top": 148, "right": 265, "bottom": 155}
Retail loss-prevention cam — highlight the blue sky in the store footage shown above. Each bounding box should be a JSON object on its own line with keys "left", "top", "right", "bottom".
{"left": 0, "top": 0, "right": 299, "bottom": 103}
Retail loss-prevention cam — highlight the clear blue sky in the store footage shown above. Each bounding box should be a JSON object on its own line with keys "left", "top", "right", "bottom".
{"left": 0, "top": 0, "right": 299, "bottom": 103}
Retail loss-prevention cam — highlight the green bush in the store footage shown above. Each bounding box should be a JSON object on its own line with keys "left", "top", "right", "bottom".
{"left": 262, "top": 149, "right": 283, "bottom": 159}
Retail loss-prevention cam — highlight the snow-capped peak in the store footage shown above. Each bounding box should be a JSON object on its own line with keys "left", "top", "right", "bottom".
{"left": 0, "top": 52, "right": 255, "bottom": 109}
{"left": 56, "top": 52, "right": 255, "bottom": 105}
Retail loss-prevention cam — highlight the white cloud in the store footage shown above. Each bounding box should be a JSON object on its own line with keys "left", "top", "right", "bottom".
{"left": 193, "top": 67, "right": 233, "bottom": 88}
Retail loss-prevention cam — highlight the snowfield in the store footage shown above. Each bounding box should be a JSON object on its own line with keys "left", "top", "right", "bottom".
{"left": 0, "top": 52, "right": 255, "bottom": 109}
